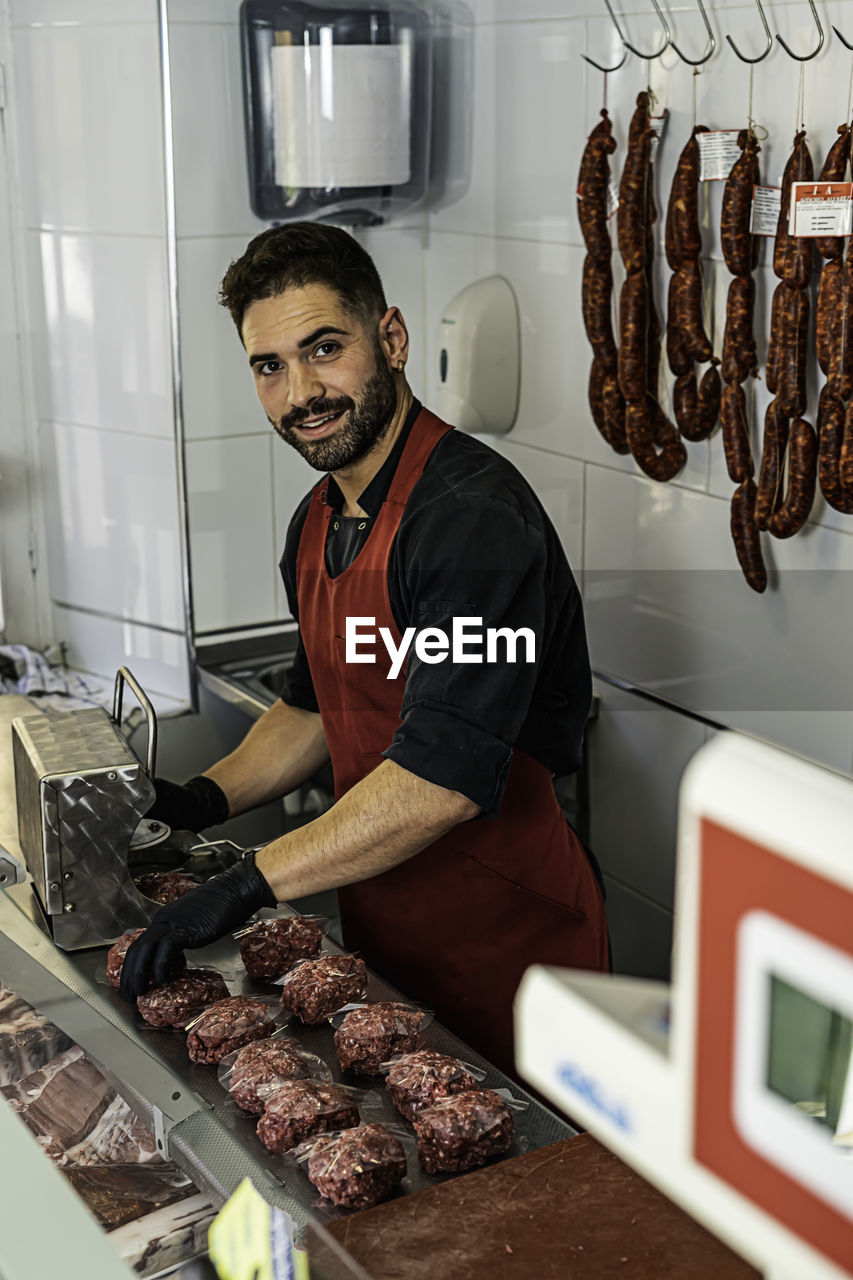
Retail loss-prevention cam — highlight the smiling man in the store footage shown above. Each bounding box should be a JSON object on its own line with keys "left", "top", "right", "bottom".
{"left": 121, "top": 223, "right": 609, "bottom": 1074}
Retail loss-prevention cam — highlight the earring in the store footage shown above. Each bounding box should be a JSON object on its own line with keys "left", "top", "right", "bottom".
{"left": 396, "top": 360, "right": 405, "bottom": 373}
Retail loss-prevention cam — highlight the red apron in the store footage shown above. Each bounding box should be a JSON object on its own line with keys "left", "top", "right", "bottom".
{"left": 296, "top": 407, "right": 608, "bottom": 1075}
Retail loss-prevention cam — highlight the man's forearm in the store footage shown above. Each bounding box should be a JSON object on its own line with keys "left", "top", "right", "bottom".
{"left": 204, "top": 700, "right": 330, "bottom": 817}
{"left": 255, "top": 758, "right": 479, "bottom": 900}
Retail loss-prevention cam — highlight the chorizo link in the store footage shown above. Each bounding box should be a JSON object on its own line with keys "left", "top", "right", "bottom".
{"left": 721, "top": 130, "right": 761, "bottom": 277}
{"left": 841, "top": 397, "right": 853, "bottom": 495}
{"left": 721, "top": 381, "right": 754, "bottom": 482}
{"left": 696, "top": 362, "right": 722, "bottom": 439}
{"left": 815, "top": 124, "right": 851, "bottom": 262}
{"left": 617, "top": 95, "right": 652, "bottom": 275}
{"left": 755, "top": 399, "right": 790, "bottom": 530}
{"left": 618, "top": 270, "right": 648, "bottom": 406}
{"left": 774, "top": 130, "right": 814, "bottom": 289}
{"left": 816, "top": 385, "right": 853, "bottom": 514}
{"left": 767, "top": 418, "right": 818, "bottom": 538}
{"left": 582, "top": 256, "right": 618, "bottom": 370}
{"left": 665, "top": 127, "right": 708, "bottom": 271}
{"left": 832, "top": 256, "right": 853, "bottom": 401}
{"left": 730, "top": 479, "right": 767, "bottom": 593}
{"left": 672, "top": 259, "right": 713, "bottom": 364}
{"left": 816, "top": 258, "right": 843, "bottom": 377}
{"left": 721, "top": 275, "right": 758, "bottom": 384}
{"left": 602, "top": 369, "right": 630, "bottom": 455}
{"left": 673, "top": 370, "right": 698, "bottom": 440}
{"left": 765, "top": 282, "right": 789, "bottom": 396}
{"left": 666, "top": 274, "right": 693, "bottom": 376}
{"left": 577, "top": 110, "right": 617, "bottom": 262}
{"left": 776, "top": 285, "right": 808, "bottom": 420}
{"left": 626, "top": 397, "right": 687, "bottom": 482}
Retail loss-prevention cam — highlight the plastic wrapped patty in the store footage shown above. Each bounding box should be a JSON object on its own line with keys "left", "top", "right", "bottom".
{"left": 279, "top": 954, "right": 367, "bottom": 1024}
{"left": 386, "top": 1050, "right": 480, "bottom": 1121}
{"left": 237, "top": 916, "right": 323, "bottom": 980}
{"left": 414, "top": 1089, "right": 513, "bottom": 1174}
{"left": 136, "top": 970, "right": 229, "bottom": 1028}
{"left": 134, "top": 871, "right": 201, "bottom": 905}
{"left": 226, "top": 1039, "right": 327, "bottom": 1115}
{"left": 107, "top": 930, "right": 186, "bottom": 993}
{"left": 334, "top": 1003, "right": 423, "bottom": 1075}
{"left": 305, "top": 1124, "right": 406, "bottom": 1209}
{"left": 256, "top": 1080, "right": 359, "bottom": 1153}
{"left": 186, "top": 996, "right": 275, "bottom": 1065}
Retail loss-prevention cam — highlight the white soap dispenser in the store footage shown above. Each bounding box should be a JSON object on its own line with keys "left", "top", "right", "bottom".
{"left": 435, "top": 276, "right": 520, "bottom": 434}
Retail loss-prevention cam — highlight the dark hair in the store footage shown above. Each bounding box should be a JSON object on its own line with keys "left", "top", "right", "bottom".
{"left": 219, "top": 223, "right": 387, "bottom": 334}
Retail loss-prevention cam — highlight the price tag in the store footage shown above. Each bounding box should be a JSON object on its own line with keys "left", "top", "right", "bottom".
{"left": 697, "top": 130, "right": 742, "bottom": 181}
{"left": 789, "top": 181, "right": 853, "bottom": 237}
{"left": 750, "top": 184, "right": 781, "bottom": 236}
{"left": 607, "top": 178, "right": 619, "bottom": 219}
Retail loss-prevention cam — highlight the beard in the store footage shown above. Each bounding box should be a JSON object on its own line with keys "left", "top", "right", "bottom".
{"left": 272, "top": 360, "right": 398, "bottom": 473}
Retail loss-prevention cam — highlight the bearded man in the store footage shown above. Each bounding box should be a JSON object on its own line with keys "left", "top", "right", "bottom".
{"left": 122, "top": 223, "right": 608, "bottom": 1074}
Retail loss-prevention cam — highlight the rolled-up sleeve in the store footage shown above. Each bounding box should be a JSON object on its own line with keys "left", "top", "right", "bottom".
{"left": 382, "top": 495, "right": 548, "bottom": 818}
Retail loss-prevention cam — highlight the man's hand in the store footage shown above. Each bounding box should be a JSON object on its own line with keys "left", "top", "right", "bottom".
{"left": 120, "top": 853, "right": 276, "bottom": 1001}
{"left": 149, "top": 775, "right": 229, "bottom": 832}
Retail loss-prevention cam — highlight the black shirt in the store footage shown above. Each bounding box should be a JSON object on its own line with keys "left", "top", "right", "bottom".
{"left": 279, "top": 400, "right": 592, "bottom": 819}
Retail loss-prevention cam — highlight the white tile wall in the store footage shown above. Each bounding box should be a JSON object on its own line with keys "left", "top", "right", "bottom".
{"left": 38, "top": 420, "right": 185, "bottom": 630}
{"left": 186, "top": 434, "right": 280, "bottom": 633}
{"left": 357, "top": 224, "right": 429, "bottom": 401}
{"left": 177, "top": 235, "right": 270, "bottom": 441}
{"left": 12, "top": 21, "right": 166, "bottom": 235}
{"left": 588, "top": 681, "right": 708, "bottom": 907}
{"left": 167, "top": 21, "right": 266, "bottom": 240}
{"left": 27, "top": 230, "right": 173, "bottom": 437}
{"left": 53, "top": 603, "right": 190, "bottom": 703}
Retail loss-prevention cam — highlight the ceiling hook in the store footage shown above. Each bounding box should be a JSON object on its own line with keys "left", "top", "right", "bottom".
{"left": 775, "top": 0, "right": 824, "bottom": 61}
{"left": 621, "top": 0, "right": 671, "bottom": 61}
{"left": 726, "top": 0, "right": 773, "bottom": 63}
{"left": 582, "top": 0, "right": 629, "bottom": 72}
{"left": 669, "top": 0, "right": 716, "bottom": 65}
{"left": 832, "top": 25, "right": 853, "bottom": 52}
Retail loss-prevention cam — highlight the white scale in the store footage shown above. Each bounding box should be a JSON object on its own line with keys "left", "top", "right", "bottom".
{"left": 516, "top": 733, "right": 853, "bottom": 1280}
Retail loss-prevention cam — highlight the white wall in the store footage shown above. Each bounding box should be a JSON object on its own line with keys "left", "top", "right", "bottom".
{"left": 8, "top": 0, "right": 191, "bottom": 701}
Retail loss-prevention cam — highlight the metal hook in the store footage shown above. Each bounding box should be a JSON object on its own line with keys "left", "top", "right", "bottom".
{"left": 669, "top": 0, "right": 716, "bottom": 65}
{"left": 775, "top": 0, "right": 824, "bottom": 61}
{"left": 621, "top": 0, "right": 671, "bottom": 61}
{"left": 582, "top": 0, "right": 629, "bottom": 72}
{"left": 726, "top": 0, "right": 772, "bottom": 63}
{"left": 832, "top": 25, "right": 853, "bottom": 52}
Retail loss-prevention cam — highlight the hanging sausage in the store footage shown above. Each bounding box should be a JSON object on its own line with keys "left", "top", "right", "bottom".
{"left": 578, "top": 110, "right": 629, "bottom": 454}
{"left": 616, "top": 92, "right": 687, "bottom": 481}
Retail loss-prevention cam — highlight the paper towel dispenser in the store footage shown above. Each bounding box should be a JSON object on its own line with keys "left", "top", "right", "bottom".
{"left": 435, "top": 276, "right": 520, "bottom": 435}
{"left": 241, "top": 0, "right": 433, "bottom": 226}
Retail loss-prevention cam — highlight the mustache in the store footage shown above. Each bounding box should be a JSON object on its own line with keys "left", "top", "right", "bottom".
{"left": 278, "top": 398, "right": 354, "bottom": 433}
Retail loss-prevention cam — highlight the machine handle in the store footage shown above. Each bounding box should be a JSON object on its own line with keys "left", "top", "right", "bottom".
{"left": 112, "top": 666, "right": 158, "bottom": 777}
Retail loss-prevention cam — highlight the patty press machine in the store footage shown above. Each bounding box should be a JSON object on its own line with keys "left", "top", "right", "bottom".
{"left": 11, "top": 667, "right": 240, "bottom": 950}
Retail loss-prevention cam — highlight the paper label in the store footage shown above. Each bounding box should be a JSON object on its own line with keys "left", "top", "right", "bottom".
{"left": 750, "top": 185, "right": 781, "bottom": 236}
{"left": 697, "top": 130, "right": 742, "bottom": 182}
{"left": 272, "top": 44, "right": 411, "bottom": 189}
{"left": 208, "top": 1179, "right": 309, "bottom": 1280}
{"left": 649, "top": 113, "right": 667, "bottom": 141}
{"left": 607, "top": 178, "right": 619, "bottom": 219}
{"left": 788, "top": 181, "right": 853, "bottom": 237}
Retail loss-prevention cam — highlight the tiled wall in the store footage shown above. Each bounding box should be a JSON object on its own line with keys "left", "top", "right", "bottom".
{"left": 9, "top": 0, "right": 190, "bottom": 701}
{"left": 9, "top": 1, "right": 853, "bottom": 973}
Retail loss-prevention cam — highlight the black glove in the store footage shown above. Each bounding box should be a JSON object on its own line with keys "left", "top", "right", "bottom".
{"left": 148, "top": 775, "right": 229, "bottom": 832}
{"left": 120, "top": 851, "right": 276, "bottom": 1001}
